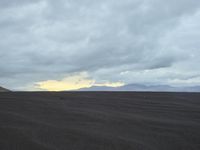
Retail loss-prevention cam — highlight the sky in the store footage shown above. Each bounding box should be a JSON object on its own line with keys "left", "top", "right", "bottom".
{"left": 0, "top": 0, "right": 200, "bottom": 91}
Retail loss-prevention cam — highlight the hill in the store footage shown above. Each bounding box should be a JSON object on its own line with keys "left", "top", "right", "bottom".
{"left": 0, "top": 86, "right": 9, "bottom": 92}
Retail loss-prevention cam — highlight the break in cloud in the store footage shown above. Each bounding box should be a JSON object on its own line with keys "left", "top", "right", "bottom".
{"left": 0, "top": 0, "right": 200, "bottom": 90}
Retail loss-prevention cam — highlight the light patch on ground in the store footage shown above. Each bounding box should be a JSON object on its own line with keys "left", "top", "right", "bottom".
{"left": 36, "top": 72, "right": 124, "bottom": 91}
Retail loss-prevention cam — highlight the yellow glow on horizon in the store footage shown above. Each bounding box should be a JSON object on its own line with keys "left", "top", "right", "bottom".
{"left": 36, "top": 73, "right": 94, "bottom": 91}
{"left": 36, "top": 72, "right": 124, "bottom": 91}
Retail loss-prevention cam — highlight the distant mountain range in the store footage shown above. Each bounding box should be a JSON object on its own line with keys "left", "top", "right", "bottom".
{"left": 1, "top": 85, "right": 200, "bottom": 92}
{"left": 77, "top": 84, "right": 200, "bottom": 92}
{"left": 0, "top": 86, "right": 10, "bottom": 92}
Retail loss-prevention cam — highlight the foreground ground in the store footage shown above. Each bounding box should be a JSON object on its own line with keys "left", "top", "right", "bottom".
{"left": 0, "top": 92, "right": 200, "bottom": 150}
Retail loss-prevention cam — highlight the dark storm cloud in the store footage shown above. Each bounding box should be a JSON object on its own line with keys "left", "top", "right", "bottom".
{"left": 0, "top": 0, "right": 200, "bottom": 90}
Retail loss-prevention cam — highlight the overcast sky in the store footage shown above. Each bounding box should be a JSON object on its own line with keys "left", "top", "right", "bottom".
{"left": 0, "top": 0, "right": 200, "bottom": 91}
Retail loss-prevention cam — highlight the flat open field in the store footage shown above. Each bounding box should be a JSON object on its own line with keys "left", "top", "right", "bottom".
{"left": 0, "top": 92, "right": 200, "bottom": 150}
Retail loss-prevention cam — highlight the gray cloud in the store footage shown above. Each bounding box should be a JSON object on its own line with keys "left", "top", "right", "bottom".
{"left": 0, "top": 0, "right": 200, "bottom": 90}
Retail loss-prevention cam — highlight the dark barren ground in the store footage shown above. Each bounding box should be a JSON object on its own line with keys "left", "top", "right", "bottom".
{"left": 0, "top": 92, "right": 200, "bottom": 150}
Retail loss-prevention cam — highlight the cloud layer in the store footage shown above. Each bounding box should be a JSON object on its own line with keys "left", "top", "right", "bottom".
{"left": 0, "top": 0, "right": 200, "bottom": 90}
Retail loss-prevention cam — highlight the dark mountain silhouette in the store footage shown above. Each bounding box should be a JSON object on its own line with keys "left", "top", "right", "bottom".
{"left": 0, "top": 86, "right": 10, "bottom": 92}
{"left": 78, "top": 84, "right": 200, "bottom": 92}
